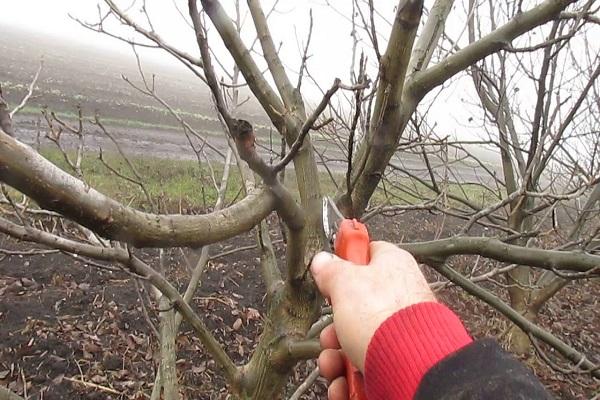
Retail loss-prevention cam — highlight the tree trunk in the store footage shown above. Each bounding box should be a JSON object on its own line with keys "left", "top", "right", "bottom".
{"left": 236, "top": 281, "right": 320, "bottom": 399}
{"left": 506, "top": 197, "right": 535, "bottom": 355}
{"left": 158, "top": 296, "right": 179, "bottom": 400}
{"left": 506, "top": 270, "right": 537, "bottom": 354}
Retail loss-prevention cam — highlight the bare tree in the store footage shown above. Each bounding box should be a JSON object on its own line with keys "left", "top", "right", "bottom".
{"left": 0, "top": 0, "right": 599, "bottom": 399}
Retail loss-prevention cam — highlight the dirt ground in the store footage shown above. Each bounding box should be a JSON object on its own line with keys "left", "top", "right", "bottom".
{"left": 0, "top": 211, "right": 598, "bottom": 399}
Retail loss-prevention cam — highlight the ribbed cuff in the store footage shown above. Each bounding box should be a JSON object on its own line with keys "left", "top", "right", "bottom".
{"left": 364, "top": 302, "right": 472, "bottom": 400}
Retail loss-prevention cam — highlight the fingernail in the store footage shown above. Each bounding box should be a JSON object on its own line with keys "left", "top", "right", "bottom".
{"left": 311, "top": 251, "right": 333, "bottom": 275}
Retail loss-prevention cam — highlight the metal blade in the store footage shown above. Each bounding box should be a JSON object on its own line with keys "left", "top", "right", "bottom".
{"left": 322, "top": 196, "right": 344, "bottom": 242}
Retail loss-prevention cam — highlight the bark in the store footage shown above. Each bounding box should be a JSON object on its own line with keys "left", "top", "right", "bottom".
{"left": 408, "top": 0, "right": 455, "bottom": 75}
{"left": 399, "top": 236, "right": 600, "bottom": 274}
{"left": 350, "top": 0, "right": 576, "bottom": 216}
{"left": 159, "top": 296, "right": 179, "bottom": 400}
{"left": 0, "top": 131, "right": 275, "bottom": 248}
{"left": 0, "top": 89, "right": 15, "bottom": 137}
{"left": 237, "top": 288, "right": 319, "bottom": 399}
{"left": 347, "top": 0, "right": 423, "bottom": 215}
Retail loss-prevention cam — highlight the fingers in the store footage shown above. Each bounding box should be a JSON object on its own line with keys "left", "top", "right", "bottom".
{"left": 319, "top": 348, "right": 345, "bottom": 382}
{"left": 310, "top": 251, "right": 349, "bottom": 298}
{"left": 328, "top": 377, "right": 348, "bottom": 400}
{"left": 320, "top": 324, "right": 340, "bottom": 350}
{"left": 369, "top": 241, "right": 416, "bottom": 268}
{"left": 319, "top": 325, "right": 345, "bottom": 385}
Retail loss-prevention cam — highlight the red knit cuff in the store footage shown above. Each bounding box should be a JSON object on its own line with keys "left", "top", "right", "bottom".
{"left": 364, "top": 302, "right": 472, "bottom": 400}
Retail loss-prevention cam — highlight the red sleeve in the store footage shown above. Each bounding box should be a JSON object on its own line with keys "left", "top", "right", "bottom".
{"left": 364, "top": 302, "right": 473, "bottom": 400}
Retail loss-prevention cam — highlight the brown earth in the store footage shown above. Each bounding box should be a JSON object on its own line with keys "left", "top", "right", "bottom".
{"left": 0, "top": 211, "right": 598, "bottom": 399}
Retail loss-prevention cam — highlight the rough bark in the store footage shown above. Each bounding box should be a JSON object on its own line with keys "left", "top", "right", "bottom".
{"left": 159, "top": 296, "right": 179, "bottom": 400}
{"left": 0, "top": 131, "right": 275, "bottom": 248}
{"left": 400, "top": 237, "right": 600, "bottom": 274}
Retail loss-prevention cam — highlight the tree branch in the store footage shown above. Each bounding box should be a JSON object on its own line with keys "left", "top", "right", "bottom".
{"left": 10, "top": 58, "right": 43, "bottom": 118}
{"left": 247, "top": 0, "right": 297, "bottom": 107}
{"left": 400, "top": 236, "right": 600, "bottom": 274}
{"left": 289, "top": 367, "right": 320, "bottom": 400}
{"left": 257, "top": 220, "right": 283, "bottom": 297}
{"left": 286, "top": 339, "right": 321, "bottom": 360}
{"left": 347, "top": 0, "right": 423, "bottom": 216}
{"left": 0, "top": 216, "right": 241, "bottom": 384}
{"left": 432, "top": 262, "right": 599, "bottom": 378}
{"left": 0, "top": 87, "right": 15, "bottom": 137}
{"left": 103, "top": 0, "right": 205, "bottom": 70}
{"left": 408, "top": 0, "right": 455, "bottom": 74}
{"left": 199, "top": 0, "right": 286, "bottom": 132}
{"left": 0, "top": 131, "right": 275, "bottom": 247}
{"left": 409, "top": 0, "right": 576, "bottom": 98}
{"left": 273, "top": 78, "right": 342, "bottom": 173}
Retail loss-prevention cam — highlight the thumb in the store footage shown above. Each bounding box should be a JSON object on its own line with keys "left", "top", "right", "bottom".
{"left": 311, "top": 251, "right": 348, "bottom": 298}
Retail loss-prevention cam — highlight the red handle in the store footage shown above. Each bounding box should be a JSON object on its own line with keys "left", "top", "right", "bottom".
{"left": 333, "top": 218, "right": 370, "bottom": 400}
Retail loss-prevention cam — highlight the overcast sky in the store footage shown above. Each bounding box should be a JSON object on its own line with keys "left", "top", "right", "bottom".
{"left": 3, "top": 0, "right": 594, "bottom": 156}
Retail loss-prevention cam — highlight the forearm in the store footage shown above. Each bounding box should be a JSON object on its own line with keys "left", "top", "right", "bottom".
{"left": 364, "top": 302, "right": 472, "bottom": 400}
{"left": 364, "top": 302, "right": 553, "bottom": 400}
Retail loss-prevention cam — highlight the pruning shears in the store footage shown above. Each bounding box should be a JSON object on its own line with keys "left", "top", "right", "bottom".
{"left": 322, "top": 196, "right": 370, "bottom": 400}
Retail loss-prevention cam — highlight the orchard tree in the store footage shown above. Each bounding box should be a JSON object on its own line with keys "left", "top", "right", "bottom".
{"left": 0, "top": 0, "right": 599, "bottom": 399}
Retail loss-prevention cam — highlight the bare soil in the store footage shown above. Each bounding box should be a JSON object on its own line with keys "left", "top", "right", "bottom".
{"left": 0, "top": 212, "right": 598, "bottom": 399}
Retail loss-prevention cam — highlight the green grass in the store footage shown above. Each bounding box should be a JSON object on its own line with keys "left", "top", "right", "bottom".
{"left": 40, "top": 148, "right": 243, "bottom": 212}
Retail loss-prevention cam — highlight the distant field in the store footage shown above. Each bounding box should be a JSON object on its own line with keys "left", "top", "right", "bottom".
{"left": 0, "top": 26, "right": 273, "bottom": 136}
{"left": 1, "top": 25, "right": 502, "bottom": 193}
{"left": 35, "top": 146, "right": 497, "bottom": 217}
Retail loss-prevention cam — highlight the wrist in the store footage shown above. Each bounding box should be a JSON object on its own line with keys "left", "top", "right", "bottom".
{"left": 364, "top": 302, "right": 472, "bottom": 400}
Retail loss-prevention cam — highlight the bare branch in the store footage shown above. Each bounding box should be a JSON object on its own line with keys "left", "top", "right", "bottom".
{"left": 10, "top": 58, "right": 43, "bottom": 118}
{"left": 347, "top": 0, "right": 424, "bottom": 216}
{"left": 285, "top": 339, "right": 321, "bottom": 361}
{"left": 0, "top": 216, "right": 241, "bottom": 384}
{"left": 408, "top": 0, "right": 455, "bottom": 74}
{"left": 410, "top": 0, "right": 576, "bottom": 98}
{"left": 400, "top": 236, "right": 600, "bottom": 274}
{"left": 102, "top": 0, "right": 205, "bottom": 72}
{"left": 273, "top": 78, "right": 342, "bottom": 173}
{"left": 247, "top": 0, "right": 297, "bottom": 107}
{"left": 296, "top": 9, "right": 314, "bottom": 91}
{"left": 200, "top": 0, "right": 287, "bottom": 132}
{"left": 0, "top": 130, "right": 275, "bottom": 247}
{"left": 289, "top": 367, "right": 320, "bottom": 400}
{"left": 433, "top": 262, "right": 599, "bottom": 378}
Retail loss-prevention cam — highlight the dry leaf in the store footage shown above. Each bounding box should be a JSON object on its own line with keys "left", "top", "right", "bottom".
{"left": 232, "top": 318, "right": 243, "bottom": 331}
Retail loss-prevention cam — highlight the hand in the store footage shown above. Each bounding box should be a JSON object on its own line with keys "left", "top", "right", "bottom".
{"left": 310, "top": 241, "right": 436, "bottom": 400}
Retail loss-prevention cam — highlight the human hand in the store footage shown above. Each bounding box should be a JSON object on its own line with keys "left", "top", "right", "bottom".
{"left": 311, "top": 241, "right": 435, "bottom": 400}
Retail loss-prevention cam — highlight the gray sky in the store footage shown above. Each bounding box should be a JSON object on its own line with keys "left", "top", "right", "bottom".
{"left": 2, "top": 0, "right": 595, "bottom": 157}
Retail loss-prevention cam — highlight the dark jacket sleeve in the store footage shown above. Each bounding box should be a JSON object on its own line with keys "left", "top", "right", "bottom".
{"left": 414, "top": 339, "right": 553, "bottom": 400}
